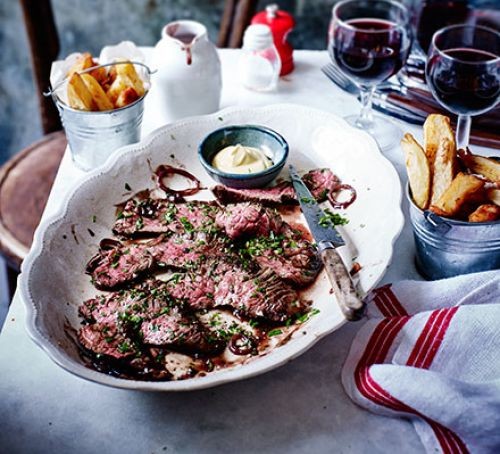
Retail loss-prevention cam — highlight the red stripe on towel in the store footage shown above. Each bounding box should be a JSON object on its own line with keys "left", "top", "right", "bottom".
{"left": 407, "top": 307, "right": 459, "bottom": 369}
{"left": 354, "top": 316, "right": 468, "bottom": 453}
{"left": 371, "top": 285, "right": 408, "bottom": 317}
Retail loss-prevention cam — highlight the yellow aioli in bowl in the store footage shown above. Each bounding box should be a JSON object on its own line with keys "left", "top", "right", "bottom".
{"left": 211, "top": 144, "right": 273, "bottom": 174}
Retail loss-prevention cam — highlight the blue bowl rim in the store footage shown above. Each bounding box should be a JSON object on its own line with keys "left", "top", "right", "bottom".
{"left": 198, "top": 124, "right": 289, "bottom": 180}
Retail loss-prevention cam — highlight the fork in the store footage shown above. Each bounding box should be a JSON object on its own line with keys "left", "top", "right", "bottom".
{"left": 321, "top": 63, "right": 425, "bottom": 124}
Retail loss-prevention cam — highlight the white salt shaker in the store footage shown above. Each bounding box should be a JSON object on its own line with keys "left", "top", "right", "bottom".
{"left": 239, "top": 24, "right": 281, "bottom": 91}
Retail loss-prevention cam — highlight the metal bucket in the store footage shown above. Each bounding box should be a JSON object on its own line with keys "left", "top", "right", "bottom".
{"left": 47, "top": 61, "right": 152, "bottom": 171}
{"left": 55, "top": 97, "right": 145, "bottom": 171}
{"left": 407, "top": 185, "right": 500, "bottom": 280}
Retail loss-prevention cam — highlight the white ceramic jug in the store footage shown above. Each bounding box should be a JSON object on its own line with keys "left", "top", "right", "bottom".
{"left": 149, "top": 20, "right": 222, "bottom": 124}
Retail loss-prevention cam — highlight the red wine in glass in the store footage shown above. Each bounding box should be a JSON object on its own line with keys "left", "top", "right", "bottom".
{"left": 426, "top": 25, "right": 500, "bottom": 149}
{"left": 331, "top": 18, "right": 410, "bottom": 87}
{"left": 427, "top": 48, "right": 500, "bottom": 115}
{"left": 416, "top": 0, "right": 470, "bottom": 53}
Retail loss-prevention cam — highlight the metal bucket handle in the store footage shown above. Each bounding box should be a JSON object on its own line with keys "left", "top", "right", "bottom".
{"left": 423, "top": 210, "right": 452, "bottom": 235}
{"left": 43, "top": 61, "right": 156, "bottom": 100}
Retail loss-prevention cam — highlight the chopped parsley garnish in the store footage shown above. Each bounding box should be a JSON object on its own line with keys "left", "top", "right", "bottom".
{"left": 300, "top": 196, "right": 315, "bottom": 204}
{"left": 296, "top": 308, "right": 321, "bottom": 324}
{"left": 91, "top": 215, "right": 96, "bottom": 223}
{"left": 117, "top": 341, "right": 132, "bottom": 353}
{"left": 179, "top": 217, "right": 194, "bottom": 233}
{"left": 318, "top": 208, "right": 348, "bottom": 228}
{"left": 135, "top": 217, "right": 144, "bottom": 230}
{"left": 268, "top": 329, "right": 282, "bottom": 337}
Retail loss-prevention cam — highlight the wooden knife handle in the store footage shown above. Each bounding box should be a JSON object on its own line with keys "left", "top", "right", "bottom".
{"left": 320, "top": 246, "right": 365, "bottom": 321}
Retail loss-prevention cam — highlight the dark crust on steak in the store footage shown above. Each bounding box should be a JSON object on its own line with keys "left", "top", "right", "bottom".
{"left": 212, "top": 169, "right": 343, "bottom": 206}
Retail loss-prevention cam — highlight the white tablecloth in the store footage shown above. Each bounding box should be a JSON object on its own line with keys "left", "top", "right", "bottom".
{"left": 1, "top": 49, "right": 496, "bottom": 454}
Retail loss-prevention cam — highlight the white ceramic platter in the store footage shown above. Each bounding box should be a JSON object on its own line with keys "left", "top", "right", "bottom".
{"left": 20, "top": 104, "right": 403, "bottom": 391}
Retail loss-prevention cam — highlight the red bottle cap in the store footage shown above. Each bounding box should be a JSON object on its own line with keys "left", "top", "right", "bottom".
{"left": 251, "top": 4, "right": 295, "bottom": 75}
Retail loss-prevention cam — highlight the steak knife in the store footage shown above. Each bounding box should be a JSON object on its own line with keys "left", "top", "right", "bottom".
{"left": 289, "top": 165, "right": 365, "bottom": 321}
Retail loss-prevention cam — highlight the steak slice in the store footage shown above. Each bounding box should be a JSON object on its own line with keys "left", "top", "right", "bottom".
{"left": 165, "top": 260, "right": 307, "bottom": 322}
{"left": 113, "top": 199, "right": 220, "bottom": 237}
{"left": 212, "top": 168, "right": 342, "bottom": 206}
{"left": 87, "top": 232, "right": 234, "bottom": 290}
{"left": 213, "top": 181, "right": 296, "bottom": 206}
{"left": 79, "top": 280, "right": 218, "bottom": 355}
{"left": 79, "top": 322, "right": 137, "bottom": 359}
{"left": 215, "top": 203, "right": 283, "bottom": 240}
{"left": 242, "top": 226, "right": 322, "bottom": 287}
{"left": 141, "top": 308, "right": 214, "bottom": 353}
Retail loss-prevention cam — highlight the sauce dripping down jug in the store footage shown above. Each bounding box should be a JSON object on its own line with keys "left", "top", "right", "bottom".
{"left": 148, "top": 20, "right": 222, "bottom": 126}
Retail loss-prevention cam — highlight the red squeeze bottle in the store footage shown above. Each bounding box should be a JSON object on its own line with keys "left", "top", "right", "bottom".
{"left": 251, "top": 4, "right": 295, "bottom": 76}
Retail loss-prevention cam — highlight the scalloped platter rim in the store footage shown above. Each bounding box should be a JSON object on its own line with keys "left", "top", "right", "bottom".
{"left": 19, "top": 104, "right": 404, "bottom": 391}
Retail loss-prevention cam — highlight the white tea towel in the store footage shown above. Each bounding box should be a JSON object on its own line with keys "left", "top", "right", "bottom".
{"left": 342, "top": 270, "right": 500, "bottom": 454}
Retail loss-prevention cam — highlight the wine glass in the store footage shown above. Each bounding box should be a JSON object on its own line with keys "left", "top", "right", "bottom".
{"left": 426, "top": 25, "right": 500, "bottom": 150}
{"left": 397, "top": 0, "right": 471, "bottom": 88}
{"left": 328, "top": 0, "right": 412, "bottom": 151}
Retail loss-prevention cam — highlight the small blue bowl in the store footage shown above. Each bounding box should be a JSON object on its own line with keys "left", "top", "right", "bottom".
{"left": 198, "top": 125, "right": 289, "bottom": 189}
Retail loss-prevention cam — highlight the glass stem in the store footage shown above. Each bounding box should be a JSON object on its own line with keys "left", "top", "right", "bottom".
{"left": 356, "top": 86, "right": 375, "bottom": 130}
{"left": 456, "top": 115, "right": 471, "bottom": 150}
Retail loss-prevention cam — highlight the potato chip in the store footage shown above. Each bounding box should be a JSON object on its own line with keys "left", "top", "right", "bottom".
{"left": 468, "top": 204, "right": 500, "bottom": 222}
{"left": 430, "top": 172, "right": 485, "bottom": 217}
{"left": 80, "top": 74, "right": 113, "bottom": 111}
{"left": 402, "top": 133, "right": 431, "bottom": 209}
{"left": 458, "top": 149, "right": 500, "bottom": 183}
{"left": 67, "top": 72, "right": 97, "bottom": 111}
{"left": 423, "top": 114, "right": 455, "bottom": 168}
{"left": 430, "top": 136, "right": 457, "bottom": 205}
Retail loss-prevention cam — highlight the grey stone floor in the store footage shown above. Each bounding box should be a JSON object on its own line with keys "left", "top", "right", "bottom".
{"left": 0, "top": 0, "right": 333, "bottom": 165}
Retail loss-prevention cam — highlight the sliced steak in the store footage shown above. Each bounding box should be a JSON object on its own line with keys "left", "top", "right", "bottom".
{"left": 240, "top": 224, "right": 322, "bottom": 287}
{"left": 215, "top": 267, "right": 307, "bottom": 322}
{"left": 87, "top": 239, "right": 158, "bottom": 290}
{"left": 141, "top": 308, "right": 214, "bottom": 353}
{"left": 87, "top": 232, "right": 234, "bottom": 290}
{"left": 79, "top": 280, "right": 218, "bottom": 356}
{"left": 113, "top": 199, "right": 220, "bottom": 237}
{"left": 212, "top": 181, "right": 296, "bottom": 206}
{"left": 78, "top": 322, "right": 137, "bottom": 359}
{"left": 215, "top": 203, "right": 283, "bottom": 240}
{"left": 212, "top": 168, "right": 343, "bottom": 206}
{"left": 165, "top": 260, "right": 307, "bottom": 322}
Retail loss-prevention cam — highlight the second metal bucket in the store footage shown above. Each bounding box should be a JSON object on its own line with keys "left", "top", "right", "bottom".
{"left": 407, "top": 186, "right": 500, "bottom": 280}
{"left": 55, "top": 96, "right": 145, "bottom": 171}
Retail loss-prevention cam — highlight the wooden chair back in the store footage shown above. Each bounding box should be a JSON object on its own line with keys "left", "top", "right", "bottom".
{"left": 19, "top": 0, "right": 62, "bottom": 134}
{"left": 218, "top": 0, "right": 259, "bottom": 48}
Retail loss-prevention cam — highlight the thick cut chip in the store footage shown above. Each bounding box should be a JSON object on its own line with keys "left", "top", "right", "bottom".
{"left": 486, "top": 188, "right": 500, "bottom": 206}
{"left": 115, "top": 87, "right": 140, "bottom": 108}
{"left": 430, "top": 172, "right": 485, "bottom": 217}
{"left": 402, "top": 133, "right": 431, "bottom": 209}
{"left": 80, "top": 74, "right": 113, "bottom": 111}
{"left": 67, "top": 52, "right": 94, "bottom": 76}
{"left": 458, "top": 149, "right": 500, "bottom": 183}
{"left": 431, "top": 136, "right": 457, "bottom": 205}
{"left": 67, "top": 72, "right": 97, "bottom": 111}
{"left": 106, "top": 74, "right": 140, "bottom": 106}
{"left": 115, "top": 61, "right": 145, "bottom": 97}
{"left": 468, "top": 204, "right": 500, "bottom": 222}
{"left": 423, "top": 114, "right": 455, "bottom": 167}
